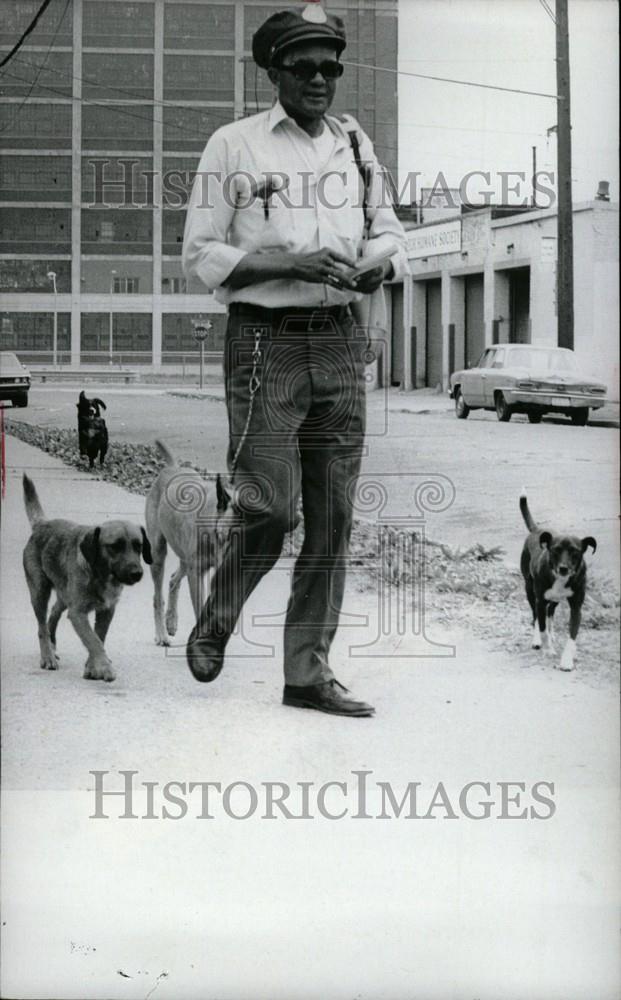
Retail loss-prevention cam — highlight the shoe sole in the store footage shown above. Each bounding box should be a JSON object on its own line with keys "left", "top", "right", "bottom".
{"left": 186, "top": 648, "right": 224, "bottom": 683}
{"left": 282, "top": 696, "right": 375, "bottom": 717}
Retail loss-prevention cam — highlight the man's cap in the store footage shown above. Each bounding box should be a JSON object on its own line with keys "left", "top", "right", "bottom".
{"left": 252, "top": 5, "right": 347, "bottom": 70}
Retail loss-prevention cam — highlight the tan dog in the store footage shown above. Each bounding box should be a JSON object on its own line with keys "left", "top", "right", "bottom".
{"left": 22, "top": 474, "right": 152, "bottom": 682}
{"left": 145, "top": 441, "right": 235, "bottom": 646}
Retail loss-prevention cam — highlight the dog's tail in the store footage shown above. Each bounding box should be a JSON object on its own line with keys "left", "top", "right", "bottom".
{"left": 519, "top": 492, "right": 538, "bottom": 533}
{"left": 154, "top": 439, "right": 177, "bottom": 467}
{"left": 22, "top": 474, "right": 45, "bottom": 525}
{"left": 92, "top": 397, "right": 107, "bottom": 412}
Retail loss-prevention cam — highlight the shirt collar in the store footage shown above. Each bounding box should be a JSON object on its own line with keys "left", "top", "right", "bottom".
{"left": 267, "top": 101, "right": 350, "bottom": 149}
{"left": 267, "top": 101, "right": 290, "bottom": 132}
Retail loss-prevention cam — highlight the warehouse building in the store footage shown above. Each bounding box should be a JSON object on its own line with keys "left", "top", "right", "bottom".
{"left": 385, "top": 195, "right": 619, "bottom": 391}
{"left": 0, "top": 0, "right": 399, "bottom": 365}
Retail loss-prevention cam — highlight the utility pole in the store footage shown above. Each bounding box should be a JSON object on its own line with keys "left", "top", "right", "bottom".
{"left": 556, "top": 0, "right": 573, "bottom": 350}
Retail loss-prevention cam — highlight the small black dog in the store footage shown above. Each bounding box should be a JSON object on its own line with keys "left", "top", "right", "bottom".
{"left": 77, "top": 391, "right": 108, "bottom": 468}
{"left": 519, "top": 494, "right": 596, "bottom": 671}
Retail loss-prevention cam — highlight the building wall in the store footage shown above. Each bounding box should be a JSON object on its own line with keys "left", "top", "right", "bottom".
{"left": 395, "top": 202, "right": 619, "bottom": 393}
{"left": 0, "top": 0, "right": 399, "bottom": 365}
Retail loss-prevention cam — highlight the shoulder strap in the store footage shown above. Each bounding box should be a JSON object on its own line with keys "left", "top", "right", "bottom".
{"left": 330, "top": 114, "right": 371, "bottom": 226}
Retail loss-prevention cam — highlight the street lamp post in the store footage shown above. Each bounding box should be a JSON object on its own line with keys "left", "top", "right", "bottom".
{"left": 109, "top": 269, "right": 117, "bottom": 364}
{"left": 191, "top": 317, "right": 212, "bottom": 389}
{"left": 47, "top": 270, "right": 57, "bottom": 367}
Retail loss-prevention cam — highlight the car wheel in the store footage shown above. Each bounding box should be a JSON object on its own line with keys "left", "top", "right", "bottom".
{"left": 455, "top": 390, "right": 470, "bottom": 419}
{"left": 495, "top": 393, "right": 512, "bottom": 422}
{"left": 527, "top": 411, "right": 543, "bottom": 424}
{"left": 14, "top": 392, "right": 29, "bottom": 408}
{"left": 570, "top": 408, "right": 589, "bottom": 426}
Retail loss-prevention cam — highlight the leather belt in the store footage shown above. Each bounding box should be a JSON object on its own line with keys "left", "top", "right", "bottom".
{"left": 229, "top": 302, "right": 351, "bottom": 330}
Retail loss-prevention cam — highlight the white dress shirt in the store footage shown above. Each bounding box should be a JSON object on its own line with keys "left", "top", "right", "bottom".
{"left": 182, "top": 101, "right": 409, "bottom": 308}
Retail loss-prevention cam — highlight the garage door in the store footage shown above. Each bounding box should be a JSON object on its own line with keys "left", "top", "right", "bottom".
{"left": 425, "top": 279, "right": 442, "bottom": 388}
{"left": 390, "top": 282, "right": 404, "bottom": 386}
{"left": 465, "top": 273, "right": 484, "bottom": 366}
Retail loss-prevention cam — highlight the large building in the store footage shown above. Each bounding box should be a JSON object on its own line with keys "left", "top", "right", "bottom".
{"left": 385, "top": 196, "right": 619, "bottom": 391}
{"left": 0, "top": 0, "right": 399, "bottom": 365}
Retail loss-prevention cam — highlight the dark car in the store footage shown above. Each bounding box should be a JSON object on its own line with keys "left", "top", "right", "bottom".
{"left": 0, "top": 352, "right": 31, "bottom": 408}
{"left": 449, "top": 345, "right": 608, "bottom": 425}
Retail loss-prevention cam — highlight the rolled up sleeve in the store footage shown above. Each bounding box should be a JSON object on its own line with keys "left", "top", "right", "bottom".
{"left": 182, "top": 131, "right": 248, "bottom": 293}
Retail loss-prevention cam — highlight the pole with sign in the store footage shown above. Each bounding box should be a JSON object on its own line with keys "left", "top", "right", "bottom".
{"left": 191, "top": 318, "right": 212, "bottom": 389}
{"left": 47, "top": 271, "right": 58, "bottom": 367}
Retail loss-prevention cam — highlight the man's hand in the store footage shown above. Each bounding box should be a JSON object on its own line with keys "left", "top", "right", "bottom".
{"left": 291, "top": 248, "right": 359, "bottom": 290}
{"left": 224, "top": 247, "right": 389, "bottom": 293}
{"left": 352, "top": 260, "right": 393, "bottom": 294}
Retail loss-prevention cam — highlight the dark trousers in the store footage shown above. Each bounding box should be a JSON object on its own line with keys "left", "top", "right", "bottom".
{"left": 200, "top": 302, "right": 367, "bottom": 686}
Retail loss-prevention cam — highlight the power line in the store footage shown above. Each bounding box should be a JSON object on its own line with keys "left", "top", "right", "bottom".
{"left": 538, "top": 0, "right": 557, "bottom": 25}
{"left": 0, "top": 69, "right": 247, "bottom": 140}
{"left": 2, "top": 57, "right": 548, "bottom": 144}
{"left": 7, "top": 53, "right": 242, "bottom": 122}
{"left": 2, "top": 70, "right": 506, "bottom": 164}
{"left": 342, "top": 59, "right": 560, "bottom": 100}
{"left": 0, "top": 0, "right": 56, "bottom": 70}
{"left": 0, "top": 74, "right": 534, "bottom": 161}
{"left": 379, "top": 119, "right": 545, "bottom": 139}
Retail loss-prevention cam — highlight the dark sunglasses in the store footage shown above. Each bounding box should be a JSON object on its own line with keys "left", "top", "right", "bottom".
{"left": 280, "top": 59, "right": 344, "bottom": 83}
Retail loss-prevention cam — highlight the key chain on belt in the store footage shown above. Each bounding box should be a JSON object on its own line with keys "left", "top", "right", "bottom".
{"left": 229, "top": 326, "right": 263, "bottom": 478}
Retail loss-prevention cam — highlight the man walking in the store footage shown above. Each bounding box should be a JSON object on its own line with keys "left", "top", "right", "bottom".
{"left": 182, "top": 3, "right": 408, "bottom": 716}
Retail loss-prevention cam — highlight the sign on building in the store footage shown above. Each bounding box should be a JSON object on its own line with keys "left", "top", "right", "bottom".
{"left": 406, "top": 220, "right": 462, "bottom": 260}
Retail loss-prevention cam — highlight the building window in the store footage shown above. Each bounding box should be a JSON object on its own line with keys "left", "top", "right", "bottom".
{"left": 82, "top": 156, "right": 154, "bottom": 207}
{"left": 163, "top": 55, "right": 234, "bottom": 102}
{"left": 83, "top": 1, "right": 155, "bottom": 48}
{"left": 83, "top": 53, "right": 154, "bottom": 100}
{"left": 0, "top": 155, "right": 72, "bottom": 202}
{"left": 162, "top": 209, "right": 185, "bottom": 256}
{"left": 0, "top": 260, "right": 71, "bottom": 293}
{"left": 82, "top": 105, "right": 153, "bottom": 152}
{"left": 162, "top": 277, "right": 186, "bottom": 294}
{"left": 0, "top": 104, "right": 72, "bottom": 149}
{"left": 162, "top": 106, "right": 220, "bottom": 152}
{"left": 82, "top": 209, "right": 153, "bottom": 255}
{"left": 1, "top": 0, "right": 72, "bottom": 47}
{"left": 81, "top": 312, "right": 152, "bottom": 362}
{"left": 113, "top": 277, "right": 140, "bottom": 293}
{"left": 0, "top": 208, "right": 71, "bottom": 253}
{"left": 0, "top": 312, "right": 71, "bottom": 353}
{"left": 0, "top": 51, "right": 72, "bottom": 97}
{"left": 164, "top": 4, "right": 235, "bottom": 50}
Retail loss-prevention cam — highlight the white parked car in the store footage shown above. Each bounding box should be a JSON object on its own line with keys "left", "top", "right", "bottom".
{"left": 449, "top": 345, "right": 608, "bottom": 425}
{"left": 0, "top": 351, "right": 31, "bottom": 408}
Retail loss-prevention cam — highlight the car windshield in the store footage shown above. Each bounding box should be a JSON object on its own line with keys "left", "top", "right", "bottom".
{"left": 0, "top": 352, "right": 23, "bottom": 374}
{"left": 506, "top": 348, "right": 578, "bottom": 372}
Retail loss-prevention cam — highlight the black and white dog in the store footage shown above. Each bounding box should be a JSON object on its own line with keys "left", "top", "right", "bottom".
{"left": 77, "top": 391, "right": 108, "bottom": 468}
{"left": 519, "top": 494, "right": 596, "bottom": 671}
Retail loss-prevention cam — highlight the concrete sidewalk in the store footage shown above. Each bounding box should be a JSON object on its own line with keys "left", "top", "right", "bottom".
{"left": 166, "top": 382, "right": 455, "bottom": 415}
{"left": 166, "top": 382, "right": 620, "bottom": 424}
{"left": 1, "top": 436, "right": 619, "bottom": 1000}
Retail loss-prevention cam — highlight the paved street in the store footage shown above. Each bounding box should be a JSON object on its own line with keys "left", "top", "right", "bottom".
{"left": 11, "top": 381, "right": 621, "bottom": 584}
{"left": 1, "top": 395, "right": 619, "bottom": 999}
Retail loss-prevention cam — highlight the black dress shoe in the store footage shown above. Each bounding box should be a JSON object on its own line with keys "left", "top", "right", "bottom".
{"left": 282, "top": 679, "right": 375, "bottom": 717}
{"left": 186, "top": 626, "right": 227, "bottom": 682}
